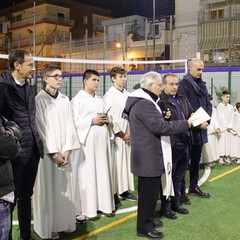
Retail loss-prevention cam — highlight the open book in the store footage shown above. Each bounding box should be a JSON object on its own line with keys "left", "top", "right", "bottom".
{"left": 189, "top": 107, "right": 211, "bottom": 127}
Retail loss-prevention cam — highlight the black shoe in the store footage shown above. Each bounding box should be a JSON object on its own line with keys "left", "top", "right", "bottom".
{"left": 172, "top": 205, "right": 189, "bottom": 214}
{"left": 153, "top": 219, "right": 164, "bottom": 228}
{"left": 162, "top": 208, "right": 177, "bottom": 220}
{"left": 181, "top": 193, "right": 191, "bottom": 205}
{"left": 114, "top": 193, "right": 122, "bottom": 208}
{"left": 137, "top": 230, "right": 164, "bottom": 239}
{"left": 188, "top": 186, "right": 210, "bottom": 198}
{"left": 119, "top": 191, "right": 138, "bottom": 201}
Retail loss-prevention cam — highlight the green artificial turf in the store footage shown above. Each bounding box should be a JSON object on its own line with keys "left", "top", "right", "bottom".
{"left": 13, "top": 162, "right": 240, "bottom": 240}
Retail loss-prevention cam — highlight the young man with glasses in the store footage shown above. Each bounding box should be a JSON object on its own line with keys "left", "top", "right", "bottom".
{"left": 33, "top": 65, "right": 80, "bottom": 239}
{"left": 0, "top": 49, "right": 44, "bottom": 240}
{"left": 178, "top": 58, "right": 212, "bottom": 199}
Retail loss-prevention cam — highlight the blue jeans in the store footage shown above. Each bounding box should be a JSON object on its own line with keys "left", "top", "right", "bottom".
{"left": 0, "top": 200, "right": 11, "bottom": 240}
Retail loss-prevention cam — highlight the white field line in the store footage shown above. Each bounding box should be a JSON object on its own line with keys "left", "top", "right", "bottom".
{"left": 13, "top": 166, "right": 211, "bottom": 226}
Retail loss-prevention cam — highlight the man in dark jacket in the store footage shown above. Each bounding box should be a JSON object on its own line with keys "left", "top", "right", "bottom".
{"left": 158, "top": 73, "right": 193, "bottom": 220}
{"left": 0, "top": 49, "right": 44, "bottom": 240}
{"left": 178, "top": 58, "right": 212, "bottom": 198}
{"left": 0, "top": 116, "right": 21, "bottom": 240}
{"left": 123, "top": 71, "right": 192, "bottom": 239}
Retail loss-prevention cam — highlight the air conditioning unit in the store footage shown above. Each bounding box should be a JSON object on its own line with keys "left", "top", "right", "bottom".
{"left": 148, "top": 22, "right": 164, "bottom": 39}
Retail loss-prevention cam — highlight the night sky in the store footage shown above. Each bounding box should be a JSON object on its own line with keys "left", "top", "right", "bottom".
{"left": 1, "top": 0, "right": 175, "bottom": 18}
{"left": 76, "top": 0, "right": 175, "bottom": 18}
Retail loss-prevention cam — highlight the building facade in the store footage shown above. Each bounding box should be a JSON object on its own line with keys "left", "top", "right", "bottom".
{"left": 0, "top": 0, "right": 112, "bottom": 56}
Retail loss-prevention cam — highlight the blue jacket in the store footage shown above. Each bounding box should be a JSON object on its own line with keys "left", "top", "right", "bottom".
{"left": 178, "top": 73, "right": 212, "bottom": 145}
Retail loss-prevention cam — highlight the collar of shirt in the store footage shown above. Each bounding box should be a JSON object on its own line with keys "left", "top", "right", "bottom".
{"left": 114, "top": 86, "right": 124, "bottom": 93}
{"left": 14, "top": 78, "right": 25, "bottom": 86}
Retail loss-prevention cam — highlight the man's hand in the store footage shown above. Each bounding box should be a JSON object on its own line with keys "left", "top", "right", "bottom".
{"left": 214, "top": 128, "right": 221, "bottom": 135}
{"left": 123, "top": 133, "right": 130, "bottom": 143}
{"left": 61, "top": 150, "right": 71, "bottom": 166}
{"left": 163, "top": 108, "right": 171, "bottom": 119}
{"left": 199, "top": 122, "right": 209, "bottom": 129}
{"left": 51, "top": 153, "right": 65, "bottom": 167}
{"left": 93, "top": 113, "right": 108, "bottom": 126}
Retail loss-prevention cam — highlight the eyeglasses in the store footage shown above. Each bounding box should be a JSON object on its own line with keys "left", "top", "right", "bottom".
{"left": 47, "top": 74, "right": 64, "bottom": 80}
{"left": 196, "top": 68, "right": 204, "bottom": 71}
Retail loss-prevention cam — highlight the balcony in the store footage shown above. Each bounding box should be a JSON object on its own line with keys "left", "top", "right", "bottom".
{"left": 10, "top": 13, "right": 74, "bottom": 30}
{"left": 9, "top": 34, "right": 70, "bottom": 50}
{"left": 93, "top": 24, "right": 104, "bottom": 32}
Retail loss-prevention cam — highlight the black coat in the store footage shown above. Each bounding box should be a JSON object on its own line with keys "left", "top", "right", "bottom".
{"left": 0, "top": 117, "right": 20, "bottom": 197}
{"left": 0, "top": 71, "right": 44, "bottom": 161}
{"left": 158, "top": 92, "right": 193, "bottom": 146}
{"left": 123, "top": 89, "right": 190, "bottom": 177}
{"left": 178, "top": 73, "right": 212, "bottom": 145}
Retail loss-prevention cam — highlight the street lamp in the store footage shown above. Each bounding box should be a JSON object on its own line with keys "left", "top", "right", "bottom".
{"left": 115, "top": 42, "right": 121, "bottom": 48}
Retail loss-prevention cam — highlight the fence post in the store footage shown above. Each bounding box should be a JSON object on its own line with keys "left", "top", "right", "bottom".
{"left": 228, "top": 70, "right": 231, "bottom": 93}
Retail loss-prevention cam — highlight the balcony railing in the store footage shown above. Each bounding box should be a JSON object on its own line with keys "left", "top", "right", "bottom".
{"left": 93, "top": 24, "right": 104, "bottom": 32}
{"left": 9, "top": 34, "right": 70, "bottom": 50}
{"left": 10, "top": 13, "right": 74, "bottom": 29}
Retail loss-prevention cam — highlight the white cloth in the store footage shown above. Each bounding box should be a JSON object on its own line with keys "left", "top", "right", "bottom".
{"left": 128, "top": 89, "right": 174, "bottom": 198}
{"left": 231, "top": 111, "right": 240, "bottom": 158}
{"left": 216, "top": 102, "right": 234, "bottom": 157}
{"left": 0, "top": 191, "right": 14, "bottom": 203}
{"left": 202, "top": 107, "right": 220, "bottom": 163}
{"left": 33, "top": 90, "right": 80, "bottom": 239}
{"left": 103, "top": 86, "right": 134, "bottom": 194}
{"left": 71, "top": 90, "right": 114, "bottom": 218}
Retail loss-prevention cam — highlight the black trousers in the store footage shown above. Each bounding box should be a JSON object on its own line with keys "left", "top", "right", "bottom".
{"left": 161, "top": 144, "right": 188, "bottom": 208}
{"left": 137, "top": 176, "right": 161, "bottom": 234}
{"left": 171, "top": 144, "right": 188, "bottom": 206}
{"left": 189, "top": 144, "right": 203, "bottom": 189}
{"left": 9, "top": 143, "right": 40, "bottom": 240}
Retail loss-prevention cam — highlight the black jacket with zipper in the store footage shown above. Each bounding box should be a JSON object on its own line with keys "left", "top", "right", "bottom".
{"left": 0, "top": 70, "right": 44, "bottom": 163}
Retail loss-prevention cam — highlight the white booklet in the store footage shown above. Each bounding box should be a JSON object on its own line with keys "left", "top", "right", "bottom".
{"left": 189, "top": 107, "right": 211, "bottom": 127}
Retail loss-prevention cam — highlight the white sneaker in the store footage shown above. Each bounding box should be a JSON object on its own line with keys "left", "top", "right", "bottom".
{"left": 219, "top": 157, "right": 225, "bottom": 165}
{"left": 236, "top": 159, "right": 240, "bottom": 164}
{"left": 76, "top": 215, "right": 87, "bottom": 224}
{"left": 224, "top": 157, "right": 232, "bottom": 165}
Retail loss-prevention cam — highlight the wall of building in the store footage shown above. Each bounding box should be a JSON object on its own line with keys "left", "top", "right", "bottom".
{"left": 175, "top": 0, "right": 200, "bottom": 59}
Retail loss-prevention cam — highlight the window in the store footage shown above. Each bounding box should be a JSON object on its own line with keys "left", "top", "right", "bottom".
{"left": 155, "top": 24, "right": 160, "bottom": 36}
{"left": 58, "top": 12, "right": 65, "bottom": 19}
{"left": 211, "top": 10, "right": 217, "bottom": 19}
{"left": 218, "top": 9, "right": 224, "bottom": 18}
{"left": 16, "top": 15, "right": 22, "bottom": 21}
{"left": 210, "top": 9, "right": 224, "bottom": 19}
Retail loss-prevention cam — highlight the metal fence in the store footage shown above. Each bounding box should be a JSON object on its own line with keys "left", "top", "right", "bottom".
{"left": 34, "top": 67, "right": 240, "bottom": 107}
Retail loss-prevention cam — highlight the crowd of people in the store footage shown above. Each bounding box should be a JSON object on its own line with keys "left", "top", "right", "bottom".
{"left": 202, "top": 91, "right": 240, "bottom": 167}
{"left": 0, "top": 49, "right": 236, "bottom": 240}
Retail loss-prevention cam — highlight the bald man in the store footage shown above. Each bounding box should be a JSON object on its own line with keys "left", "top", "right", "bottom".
{"left": 178, "top": 58, "right": 212, "bottom": 199}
